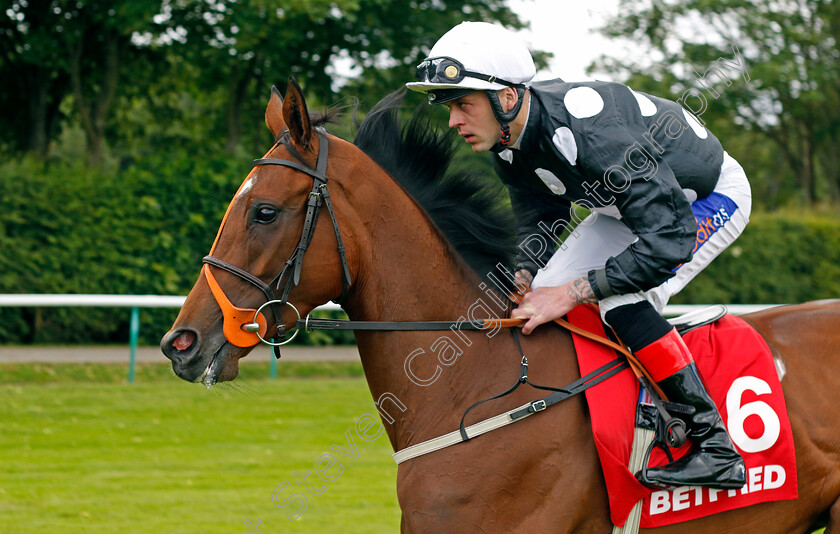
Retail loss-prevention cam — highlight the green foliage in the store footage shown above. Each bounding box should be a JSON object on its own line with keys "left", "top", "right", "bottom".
{"left": 0, "top": 149, "right": 360, "bottom": 345}
{"left": 594, "top": 0, "right": 840, "bottom": 207}
{"left": 1, "top": 0, "right": 532, "bottom": 159}
{"left": 672, "top": 212, "right": 840, "bottom": 304}
{"left": 0, "top": 151, "right": 239, "bottom": 344}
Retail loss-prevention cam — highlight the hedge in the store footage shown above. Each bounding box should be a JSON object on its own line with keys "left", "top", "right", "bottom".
{"left": 672, "top": 212, "right": 840, "bottom": 305}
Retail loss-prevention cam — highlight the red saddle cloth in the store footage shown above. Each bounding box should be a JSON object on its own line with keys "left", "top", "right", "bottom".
{"left": 566, "top": 305, "right": 798, "bottom": 528}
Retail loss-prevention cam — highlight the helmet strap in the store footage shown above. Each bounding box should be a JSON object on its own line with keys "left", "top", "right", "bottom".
{"left": 486, "top": 88, "right": 525, "bottom": 153}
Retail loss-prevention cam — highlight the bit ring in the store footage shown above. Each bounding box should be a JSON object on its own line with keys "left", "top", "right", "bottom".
{"left": 250, "top": 300, "right": 301, "bottom": 346}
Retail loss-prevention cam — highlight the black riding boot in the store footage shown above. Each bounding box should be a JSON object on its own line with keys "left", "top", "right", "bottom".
{"left": 642, "top": 361, "right": 746, "bottom": 489}
{"left": 629, "top": 327, "right": 746, "bottom": 490}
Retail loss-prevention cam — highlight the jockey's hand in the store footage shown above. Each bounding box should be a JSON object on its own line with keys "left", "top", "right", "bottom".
{"left": 514, "top": 269, "right": 533, "bottom": 290}
{"left": 511, "top": 276, "right": 597, "bottom": 335}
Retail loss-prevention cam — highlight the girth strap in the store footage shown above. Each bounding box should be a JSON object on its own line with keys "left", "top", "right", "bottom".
{"left": 508, "top": 358, "right": 630, "bottom": 421}
{"left": 457, "top": 328, "right": 630, "bottom": 441}
{"left": 392, "top": 355, "right": 630, "bottom": 464}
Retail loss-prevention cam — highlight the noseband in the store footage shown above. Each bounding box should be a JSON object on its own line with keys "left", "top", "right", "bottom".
{"left": 202, "top": 128, "right": 352, "bottom": 353}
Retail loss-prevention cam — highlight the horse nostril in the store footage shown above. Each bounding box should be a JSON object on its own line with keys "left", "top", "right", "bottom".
{"left": 161, "top": 329, "right": 199, "bottom": 362}
{"left": 172, "top": 331, "right": 196, "bottom": 352}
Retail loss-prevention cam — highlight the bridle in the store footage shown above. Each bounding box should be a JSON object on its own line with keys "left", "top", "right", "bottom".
{"left": 201, "top": 128, "right": 352, "bottom": 353}
{"left": 197, "top": 125, "right": 525, "bottom": 354}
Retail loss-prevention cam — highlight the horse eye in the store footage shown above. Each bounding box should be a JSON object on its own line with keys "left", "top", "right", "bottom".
{"left": 255, "top": 206, "right": 278, "bottom": 224}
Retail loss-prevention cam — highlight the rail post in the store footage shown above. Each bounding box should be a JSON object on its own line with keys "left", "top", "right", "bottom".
{"left": 128, "top": 306, "right": 140, "bottom": 383}
{"left": 270, "top": 348, "right": 278, "bottom": 379}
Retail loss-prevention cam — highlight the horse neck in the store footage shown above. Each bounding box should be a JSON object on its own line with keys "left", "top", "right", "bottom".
{"left": 342, "top": 185, "right": 486, "bottom": 322}
{"left": 337, "top": 165, "right": 526, "bottom": 451}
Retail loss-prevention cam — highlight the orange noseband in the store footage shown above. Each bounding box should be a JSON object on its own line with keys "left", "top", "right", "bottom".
{"left": 202, "top": 264, "right": 268, "bottom": 347}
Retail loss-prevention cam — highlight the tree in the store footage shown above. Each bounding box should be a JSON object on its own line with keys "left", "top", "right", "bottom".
{"left": 594, "top": 0, "right": 840, "bottom": 206}
{"left": 1, "top": 0, "right": 166, "bottom": 164}
{"left": 160, "top": 0, "right": 535, "bottom": 153}
{"left": 0, "top": 0, "right": 69, "bottom": 156}
{"left": 61, "top": 1, "right": 165, "bottom": 165}
{"left": 2, "top": 0, "right": 542, "bottom": 161}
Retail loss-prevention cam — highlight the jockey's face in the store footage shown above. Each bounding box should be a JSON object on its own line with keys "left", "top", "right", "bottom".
{"left": 445, "top": 91, "right": 501, "bottom": 153}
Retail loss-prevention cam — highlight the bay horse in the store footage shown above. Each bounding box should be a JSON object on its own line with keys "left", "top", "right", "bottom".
{"left": 161, "top": 79, "right": 840, "bottom": 533}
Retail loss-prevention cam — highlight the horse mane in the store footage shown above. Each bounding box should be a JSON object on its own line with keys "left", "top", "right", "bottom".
{"left": 352, "top": 89, "right": 516, "bottom": 283}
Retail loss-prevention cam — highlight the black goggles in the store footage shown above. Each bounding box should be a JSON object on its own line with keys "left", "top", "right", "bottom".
{"left": 414, "top": 56, "right": 521, "bottom": 88}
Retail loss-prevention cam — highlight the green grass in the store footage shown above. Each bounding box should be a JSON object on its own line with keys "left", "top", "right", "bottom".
{"left": 0, "top": 360, "right": 365, "bottom": 384}
{"left": 0, "top": 371, "right": 400, "bottom": 533}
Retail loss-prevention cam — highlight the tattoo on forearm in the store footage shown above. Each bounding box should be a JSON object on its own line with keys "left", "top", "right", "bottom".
{"left": 568, "top": 278, "right": 597, "bottom": 305}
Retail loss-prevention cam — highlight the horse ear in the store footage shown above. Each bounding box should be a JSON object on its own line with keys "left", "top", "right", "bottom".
{"left": 265, "top": 85, "right": 286, "bottom": 139}
{"left": 282, "top": 76, "right": 312, "bottom": 147}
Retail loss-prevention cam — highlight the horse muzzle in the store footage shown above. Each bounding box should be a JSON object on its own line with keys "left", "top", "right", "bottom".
{"left": 160, "top": 326, "right": 241, "bottom": 385}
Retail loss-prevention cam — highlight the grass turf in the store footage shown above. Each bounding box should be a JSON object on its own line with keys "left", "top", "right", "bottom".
{"left": 0, "top": 360, "right": 365, "bottom": 384}
{"left": 0, "top": 367, "right": 400, "bottom": 533}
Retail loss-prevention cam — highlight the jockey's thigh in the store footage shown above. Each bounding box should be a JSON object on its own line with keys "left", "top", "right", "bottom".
{"left": 601, "top": 152, "right": 752, "bottom": 317}
{"left": 531, "top": 211, "right": 636, "bottom": 289}
{"left": 531, "top": 152, "right": 752, "bottom": 318}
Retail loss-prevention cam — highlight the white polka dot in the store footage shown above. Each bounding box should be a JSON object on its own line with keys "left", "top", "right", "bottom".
{"left": 682, "top": 108, "right": 708, "bottom": 139}
{"left": 632, "top": 91, "right": 657, "bottom": 117}
{"left": 552, "top": 127, "right": 577, "bottom": 166}
{"left": 496, "top": 149, "right": 513, "bottom": 164}
{"left": 564, "top": 87, "right": 604, "bottom": 119}
{"left": 535, "top": 168, "right": 566, "bottom": 195}
{"left": 592, "top": 205, "right": 622, "bottom": 219}
{"left": 682, "top": 188, "right": 698, "bottom": 204}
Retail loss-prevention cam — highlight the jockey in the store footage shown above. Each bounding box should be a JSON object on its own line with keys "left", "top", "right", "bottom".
{"left": 406, "top": 21, "right": 750, "bottom": 490}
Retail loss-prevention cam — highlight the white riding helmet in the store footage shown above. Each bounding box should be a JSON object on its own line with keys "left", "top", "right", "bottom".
{"left": 406, "top": 21, "right": 536, "bottom": 103}
{"left": 406, "top": 22, "right": 536, "bottom": 150}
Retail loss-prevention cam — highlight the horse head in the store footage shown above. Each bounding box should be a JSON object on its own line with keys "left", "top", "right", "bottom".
{"left": 160, "top": 78, "right": 359, "bottom": 385}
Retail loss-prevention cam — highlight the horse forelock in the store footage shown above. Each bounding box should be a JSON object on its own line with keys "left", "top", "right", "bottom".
{"left": 352, "top": 89, "right": 517, "bottom": 283}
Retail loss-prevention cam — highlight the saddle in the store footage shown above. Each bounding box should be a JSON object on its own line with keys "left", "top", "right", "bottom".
{"left": 667, "top": 304, "right": 727, "bottom": 335}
